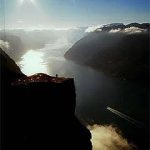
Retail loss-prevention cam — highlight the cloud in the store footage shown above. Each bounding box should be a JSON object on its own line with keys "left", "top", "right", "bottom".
{"left": 124, "top": 27, "right": 146, "bottom": 33}
{"left": 85, "top": 25, "right": 103, "bottom": 33}
{"left": 17, "top": 20, "right": 24, "bottom": 24}
{"left": 0, "top": 40, "right": 10, "bottom": 50}
{"left": 109, "top": 28, "right": 121, "bottom": 33}
{"left": 53, "top": 27, "right": 80, "bottom": 31}
{"left": 109, "top": 27, "right": 146, "bottom": 34}
{"left": 88, "top": 124, "right": 137, "bottom": 150}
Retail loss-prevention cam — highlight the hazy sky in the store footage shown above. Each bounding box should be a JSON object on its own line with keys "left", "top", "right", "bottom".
{"left": 0, "top": 0, "right": 149, "bottom": 29}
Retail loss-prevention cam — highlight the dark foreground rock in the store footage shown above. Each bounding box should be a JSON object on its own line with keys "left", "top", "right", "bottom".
{"left": 0, "top": 48, "right": 92, "bottom": 150}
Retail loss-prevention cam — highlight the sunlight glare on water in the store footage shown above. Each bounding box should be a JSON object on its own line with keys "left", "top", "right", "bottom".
{"left": 19, "top": 50, "right": 48, "bottom": 76}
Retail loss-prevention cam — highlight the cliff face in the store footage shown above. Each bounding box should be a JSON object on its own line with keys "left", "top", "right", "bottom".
{"left": 0, "top": 48, "right": 92, "bottom": 150}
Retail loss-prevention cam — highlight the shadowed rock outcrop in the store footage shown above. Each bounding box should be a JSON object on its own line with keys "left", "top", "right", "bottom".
{"left": 0, "top": 48, "right": 92, "bottom": 150}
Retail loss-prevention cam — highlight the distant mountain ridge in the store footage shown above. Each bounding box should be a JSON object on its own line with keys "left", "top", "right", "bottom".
{"left": 95, "top": 23, "right": 150, "bottom": 32}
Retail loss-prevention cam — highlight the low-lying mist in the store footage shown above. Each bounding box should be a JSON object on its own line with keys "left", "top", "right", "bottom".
{"left": 89, "top": 124, "right": 136, "bottom": 150}
{"left": 0, "top": 27, "right": 86, "bottom": 61}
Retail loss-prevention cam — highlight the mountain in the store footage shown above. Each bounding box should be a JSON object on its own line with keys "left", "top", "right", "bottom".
{"left": 0, "top": 48, "right": 92, "bottom": 150}
{"left": 0, "top": 32, "right": 26, "bottom": 61}
{"left": 96, "top": 22, "right": 150, "bottom": 32}
{"left": 0, "top": 48, "right": 26, "bottom": 82}
{"left": 98, "top": 23, "right": 126, "bottom": 31}
{"left": 65, "top": 23, "right": 149, "bottom": 84}
{"left": 126, "top": 23, "right": 150, "bottom": 29}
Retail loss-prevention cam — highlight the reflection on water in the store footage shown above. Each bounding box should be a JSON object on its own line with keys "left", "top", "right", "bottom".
{"left": 19, "top": 50, "right": 48, "bottom": 75}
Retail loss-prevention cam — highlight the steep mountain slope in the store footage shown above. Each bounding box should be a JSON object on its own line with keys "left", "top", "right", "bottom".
{"left": 65, "top": 23, "right": 149, "bottom": 83}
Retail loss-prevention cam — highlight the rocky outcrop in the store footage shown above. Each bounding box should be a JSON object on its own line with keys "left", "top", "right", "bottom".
{"left": 0, "top": 48, "right": 92, "bottom": 150}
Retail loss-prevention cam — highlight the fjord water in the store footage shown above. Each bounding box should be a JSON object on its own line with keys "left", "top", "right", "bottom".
{"left": 18, "top": 38, "right": 148, "bottom": 148}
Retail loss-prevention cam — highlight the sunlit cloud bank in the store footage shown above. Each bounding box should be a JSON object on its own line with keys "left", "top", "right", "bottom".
{"left": 53, "top": 27, "right": 81, "bottom": 31}
{"left": 110, "top": 27, "right": 146, "bottom": 34}
{"left": 109, "top": 28, "right": 122, "bottom": 33}
{"left": 4, "top": 26, "right": 82, "bottom": 32}
{"left": 88, "top": 125, "right": 137, "bottom": 150}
